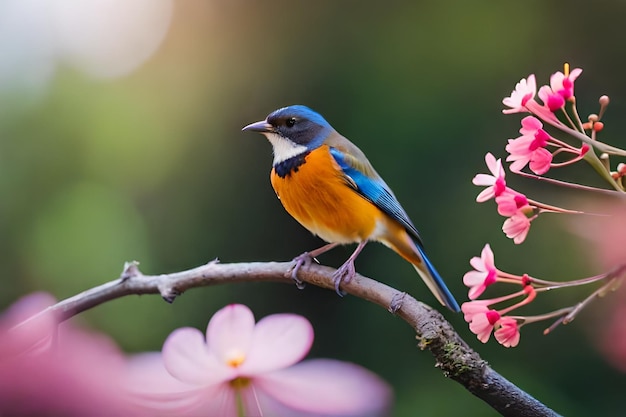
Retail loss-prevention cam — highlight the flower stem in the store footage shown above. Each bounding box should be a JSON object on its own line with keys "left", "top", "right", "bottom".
{"left": 525, "top": 198, "right": 584, "bottom": 214}
{"left": 529, "top": 272, "right": 610, "bottom": 288}
{"left": 546, "top": 115, "right": 626, "bottom": 157}
{"left": 582, "top": 146, "right": 624, "bottom": 191}
{"left": 514, "top": 171, "right": 623, "bottom": 195}
{"left": 236, "top": 390, "right": 246, "bottom": 417}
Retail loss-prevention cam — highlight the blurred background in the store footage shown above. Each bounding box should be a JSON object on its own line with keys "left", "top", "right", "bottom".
{"left": 1, "top": 0, "right": 625, "bottom": 415}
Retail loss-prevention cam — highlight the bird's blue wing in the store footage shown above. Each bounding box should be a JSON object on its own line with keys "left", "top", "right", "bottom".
{"left": 329, "top": 147, "right": 423, "bottom": 246}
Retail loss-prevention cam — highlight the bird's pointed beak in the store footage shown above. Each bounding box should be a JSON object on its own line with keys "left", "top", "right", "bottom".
{"left": 242, "top": 120, "right": 274, "bottom": 133}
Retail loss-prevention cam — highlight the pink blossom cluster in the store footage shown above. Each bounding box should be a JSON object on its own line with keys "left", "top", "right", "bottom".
{"left": 501, "top": 67, "right": 589, "bottom": 176}
{"left": 466, "top": 64, "right": 626, "bottom": 348}
{"left": 461, "top": 244, "right": 537, "bottom": 348}
{"left": 472, "top": 65, "right": 605, "bottom": 245}
{"left": 461, "top": 242, "right": 621, "bottom": 348}
{"left": 472, "top": 153, "right": 536, "bottom": 244}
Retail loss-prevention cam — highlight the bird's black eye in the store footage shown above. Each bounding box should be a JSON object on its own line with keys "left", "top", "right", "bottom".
{"left": 285, "top": 117, "right": 296, "bottom": 128}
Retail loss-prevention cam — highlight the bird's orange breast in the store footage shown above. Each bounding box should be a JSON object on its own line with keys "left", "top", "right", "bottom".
{"left": 270, "top": 145, "right": 384, "bottom": 244}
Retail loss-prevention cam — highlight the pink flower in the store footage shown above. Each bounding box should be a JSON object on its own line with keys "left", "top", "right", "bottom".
{"left": 463, "top": 244, "right": 498, "bottom": 299}
{"left": 503, "top": 211, "right": 532, "bottom": 244}
{"left": 495, "top": 191, "right": 530, "bottom": 217}
{"left": 461, "top": 300, "right": 492, "bottom": 323}
{"left": 473, "top": 153, "right": 507, "bottom": 202}
{"left": 537, "top": 68, "right": 583, "bottom": 112}
{"left": 468, "top": 310, "right": 501, "bottom": 343}
{"left": 0, "top": 293, "right": 140, "bottom": 416}
{"left": 550, "top": 67, "right": 583, "bottom": 100}
{"left": 502, "top": 74, "right": 536, "bottom": 114}
{"left": 127, "top": 304, "right": 392, "bottom": 417}
{"left": 538, "top": 85, "right": 565, "bottom": 111}
{"left": 494, "top": 317, "right": 521, "bottom": 348}
{"left": 505, "top": 116, "right": 554, "bottom": 174}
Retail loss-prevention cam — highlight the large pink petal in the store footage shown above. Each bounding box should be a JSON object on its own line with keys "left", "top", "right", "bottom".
{"left": 255, "top": 359, "right": 392, "bottom": 416}
{"left": 1, "top": 292, "right": 56, "bottom": 324}
{"left": 240, "top": 314, "right": 313, "bottom": 375}
{"left": 127, "top": 353, "right": 237, "bottom": 417}
{"left": 163, "top": 327, "right": 228, "bottom": 385}
{"left": 206, "top": 304, "right": 255, "bottom": 364}
{"left": 127, "top": 353, "right": 201, "bottom": 396}
{"left": 1, "top": 293, "right": 58, "bottom": 356}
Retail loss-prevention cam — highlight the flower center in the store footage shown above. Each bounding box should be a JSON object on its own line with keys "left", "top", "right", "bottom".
{"left": 514, "top": 194, "right": 528, "bottom": 209}
{"left": 226, "top": 352, "right": 246, "bottom": 368}
{"left": 521, "top": 93, "right": 533, "bottom": 106}
{"left": 485, "top": 269, "right": 497, "bottom": 286}
{"left": 494, "top": 177, "right": 506, "bottom": 196}
{"left": 486, "top": 310, "right": 501, "bottom": 325}
{"left": 229, "top": 377, "right": 251, "bottom": 389}
{"left": 530, "top": 129, "right": 549, "bottom": 151}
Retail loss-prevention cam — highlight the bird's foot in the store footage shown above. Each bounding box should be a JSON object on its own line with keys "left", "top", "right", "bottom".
{"left": 290, "top": 252, "right": 314, "bottom": 289}
{"left": 332, "top": 260, "right": 356, "bottom": 296}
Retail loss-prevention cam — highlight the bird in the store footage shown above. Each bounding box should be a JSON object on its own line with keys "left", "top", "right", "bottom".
{"left": 242, "top": 105, "right": 460, "bottom": 312}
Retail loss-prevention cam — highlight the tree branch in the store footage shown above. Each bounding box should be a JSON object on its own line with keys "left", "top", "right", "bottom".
{"left": 41, "top": 259, "right": 560, "bottom": 417}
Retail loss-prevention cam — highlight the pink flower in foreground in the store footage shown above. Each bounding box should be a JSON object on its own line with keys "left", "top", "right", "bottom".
{"left": 0, "top": 293, "right": 140, "bottom": 416}
{"left": 463, "top": 244, "right": 498, "bottom": 299}
{"left": 127, "top": 304, "right": 392, "bottom": 417}
{"left": 503, "top": 211, "right": 533, "bottom": 244}
{"left": 506, "top": 116, "right": 553, "bottom": 174}
{"left": 494, "top": 317, "right": 521, "bottom": 348}
{"left": 473, "top": 153, "right": 507, "bottom": 202}
{"left": 502, "top": 74, "right": 536, "bottom": 114}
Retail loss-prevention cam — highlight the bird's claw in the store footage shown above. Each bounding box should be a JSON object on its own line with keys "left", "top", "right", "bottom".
{"left": 290, "top": 252, "right": 313, "bottom": 289}
{"left": 332, "top": 261, "right": 356, "bottom": 296}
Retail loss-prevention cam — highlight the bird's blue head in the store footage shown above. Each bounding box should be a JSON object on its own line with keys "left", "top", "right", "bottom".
{"left": 242, "top": 105, "right": 333, "bottom": 151}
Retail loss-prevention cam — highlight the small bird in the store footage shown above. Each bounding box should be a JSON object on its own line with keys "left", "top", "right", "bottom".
{"left": 243, "top": 105, "right": 460, "bottom": 312}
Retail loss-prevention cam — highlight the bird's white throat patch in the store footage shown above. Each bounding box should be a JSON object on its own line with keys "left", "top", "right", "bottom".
{"left": 264, "top": 133, "right": 309, "bottom": 165}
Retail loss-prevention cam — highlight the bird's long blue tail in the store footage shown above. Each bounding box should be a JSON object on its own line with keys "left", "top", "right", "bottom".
{"left": 414, "top": 245, "right": 460, "bottom": 312}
